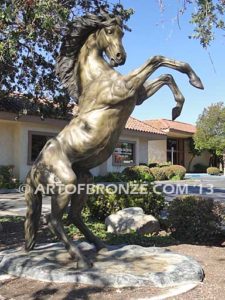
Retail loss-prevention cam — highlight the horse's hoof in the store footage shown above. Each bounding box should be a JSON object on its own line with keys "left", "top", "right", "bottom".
{"left": 98, "top": 247, "right": 108, "bottom": 254}
{"left": 77, "top": 258, "right": 93, "bottom": 270}
{"left": 25, "top": 240, "right": 35, "bottom": 252}
{"left": 189, "top": 77, "right": 204, "bottom": 90}
{"left": 172, "top": 107, "right": 181, "bottom": 121}
{"left": 95, "top": 242, "right": 107, "bottom": 252}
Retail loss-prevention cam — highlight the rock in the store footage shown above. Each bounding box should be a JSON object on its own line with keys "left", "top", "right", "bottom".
{"left": 105, "top": 207, "right": 160, "bottom": 234}
{"left": 0, "top": 242, "right": 204, "bottom": 289}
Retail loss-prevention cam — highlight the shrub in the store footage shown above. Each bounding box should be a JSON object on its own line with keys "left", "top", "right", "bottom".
{"left": 148, "top": 162, "right": 158, "bottom": 168}
{"left": 122, "top": 166, "right": 154, "bottom": 182}
{"left": 87, "top": 182, "right": 165, "bottom": 221}
{"left": 149, "top": 167, "right": 167, "bottom": 181}
{"left": 160, "top": 166, "right": 174, "bottom": 179}
{"left": 207, "top": 167, "right": 220, "bottom": 175}
{"left": 165, "top": 165, "right": 186, "bottom": 180}
{"left": 150, "top": 165, "right": 186, "bottom": 181}
{"left": 167, "top": 196, "right": 225, "bottom": 244}
{"left": 94, "top": 172, "right": 125, "bottom": 183}
{"left": 158, "top": 162, "right": 172, "bottom": 168}
{"left": 0, "top": 166, "right": 19, "bottom": 189}
{"left": 139, "top": 163, "right": 148, "bottom": 166}
{"left": 193, "top": 163, "right": 207, "bottom": 173}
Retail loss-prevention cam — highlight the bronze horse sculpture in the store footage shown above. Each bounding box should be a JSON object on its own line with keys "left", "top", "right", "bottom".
{"left": 24, "top": 12, "right": 203, "bottom": 268}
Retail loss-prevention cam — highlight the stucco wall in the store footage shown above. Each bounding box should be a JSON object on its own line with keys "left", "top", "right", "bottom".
{"left": 18, "top": 122, "right": 65, "bottom": 181}
{"left": 0, "top": 117, "right": 158, "bottom": 181}
{"left": 148, "top": 139, "right": 167, "bottom": 164}
{"left": 0, "top": 121, "right": 16, "bottom": 166}
{"left": 139, "top": 137, "right": 148, "bottom": 165}
{"left": 184, "top": 139, "right": 210, "bottom": 171}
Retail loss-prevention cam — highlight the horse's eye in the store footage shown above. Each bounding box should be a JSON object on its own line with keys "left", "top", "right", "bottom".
{"left": 107, "top": 29, "right": 113, "bottom": 34}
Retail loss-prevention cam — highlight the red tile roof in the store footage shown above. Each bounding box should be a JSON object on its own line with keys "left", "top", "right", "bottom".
{"left": 125, "top": 116, "right": 165, "bottom": 135}
{"left": 0, "top": 92, "right": 74, "bottom": 120}
{"left": 144, "top": 119, "right": 196, "bottom": 134}
{"left": 0, "top": 93, "right": 171, "bottom": 136}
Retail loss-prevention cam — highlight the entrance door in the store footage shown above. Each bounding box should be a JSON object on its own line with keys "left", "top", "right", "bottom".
{"left": 167, "top": 138, "right": 184, "bottom": 165}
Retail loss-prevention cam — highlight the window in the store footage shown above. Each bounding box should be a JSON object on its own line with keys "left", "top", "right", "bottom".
{"left": 112, "top": 141, "right": 135, "bottom": 166}
{"left": 28, "top": 131, "right": 56, "bottom": 165}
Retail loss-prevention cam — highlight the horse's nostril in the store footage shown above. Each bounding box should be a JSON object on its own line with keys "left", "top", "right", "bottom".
{"left": 116, "top": 53, "right": 122, "bottom": 59}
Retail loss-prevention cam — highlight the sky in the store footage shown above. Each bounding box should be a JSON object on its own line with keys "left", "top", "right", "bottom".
{"left": 114, "top": 0, "right": 225, "bottom": 124}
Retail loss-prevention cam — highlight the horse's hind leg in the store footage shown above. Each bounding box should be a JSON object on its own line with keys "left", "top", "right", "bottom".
{"left": 49, "top": 191, "right": 92, "bottom": 269}
{"left": 68, "top": 171, "right": 106, "bottom": 251}
{"left": 137, "top": 74, "right": 185, "bottom": 120}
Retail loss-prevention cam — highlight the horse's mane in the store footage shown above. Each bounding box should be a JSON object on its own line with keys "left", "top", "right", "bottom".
{"left": 56, "top": 13, "right": 122, "bottom": 103}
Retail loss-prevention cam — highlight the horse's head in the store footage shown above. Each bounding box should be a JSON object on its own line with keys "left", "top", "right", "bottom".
{"left": 96, "top": 18, "right": 126, "bottom": 67}
{"left": 56, "top": 12, "right": 128, "bottom": 101}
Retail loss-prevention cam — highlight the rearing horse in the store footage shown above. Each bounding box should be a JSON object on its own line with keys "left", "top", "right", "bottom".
{"left": 24, "top": 12, "right": 203, "bottom": 268}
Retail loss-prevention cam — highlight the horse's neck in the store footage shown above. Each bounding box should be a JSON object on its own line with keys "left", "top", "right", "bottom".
{"left": 78, "top": 35, "right": 112, "bottom": 88}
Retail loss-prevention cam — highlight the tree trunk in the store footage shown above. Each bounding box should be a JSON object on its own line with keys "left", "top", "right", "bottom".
{"left": 188, "top": 154, "right": 195, "bottom": 172}
{"left": 223, "top": 153, "right": 225, "bottom": 176}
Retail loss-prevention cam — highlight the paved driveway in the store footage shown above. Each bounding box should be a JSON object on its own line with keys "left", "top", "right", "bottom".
{"left": 157, "top": 177, "right": 225, "bottom": 203}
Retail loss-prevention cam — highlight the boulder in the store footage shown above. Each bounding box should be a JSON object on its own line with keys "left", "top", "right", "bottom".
{"left": 105, "top": 207, "right": 160, "bottom": 234}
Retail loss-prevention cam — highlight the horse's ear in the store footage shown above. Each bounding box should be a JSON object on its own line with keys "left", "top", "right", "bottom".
{"left": 99, "top": 7, "right": 109, "bottom": 17}
{"left": 123, "top": 24, "right": 132, "bottom": 32}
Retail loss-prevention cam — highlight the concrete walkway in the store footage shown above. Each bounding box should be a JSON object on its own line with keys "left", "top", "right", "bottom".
{"left": 0, "top": 177, "right": 224, "bottom": 217}
{"left": 0, "top": 193, "right": 51, "bottom": 217}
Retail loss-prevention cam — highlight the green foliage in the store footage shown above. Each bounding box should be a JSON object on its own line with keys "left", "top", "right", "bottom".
{"left": 160, "top": 166, "right": 173, "bottom": 179}
{"left": 0, "top": 0, "right": 133, "bottom": 112}
{"left": 0, "top": 165, "right": 19, "bottom": 189}
{"left": 194, "top": 102, "right": 225, "bottom": 156}
{"left": 148, "top": 162, "right": 172, "bottom": 168}
{"left": 187, "top": 137, "right": 202, "bottom": 171}
{"left": 148, "top": 162, "right": 158, "bottom": 168}
{"left": 167, "top": 196, "right": 225, "bottom": 244}
{"left": 150, "top": 165, "right": 186, "bottom": 180}
{"left": 87, "top": 182, "right": 165, "bottom": 221}
{"left": 159, "top": 0, "right": 225, "bottom": 48}
{"left": 149, "top": 167, "right": 167, "bottom": 181}
{"left": 0, "top": 216, "right": 23, "bottom": 223}
{"left": 122, "top": 165, "right": 154, "bottom": 182}
{"left": 157, "top": 161, "right": 172, "bottom": 168}
{"left": 188, "top": 137, "right": 202, "bottom": 157}
{"left": 1, "top": 0, "right": 224, "bottom": 109}
{"left": 64, "top": 215, "right": 175, "bottom": 246}
{"left": 94, "top": 172, "right": 126, "bottom": 183}
{"left": 189, "top": 0, "right": 225, "bottom": 48}
{"left": 207, "top": 167, "right": 220, "bottom": 175}
{"left": 167, "top": 165, "right": 186, "bottom": 180}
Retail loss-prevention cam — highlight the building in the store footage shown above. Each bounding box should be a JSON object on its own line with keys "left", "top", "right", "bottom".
{"left": 0, "top": 94, "right": 210, "bottom": 181}
{"left": 145, "top": 119, "right": 210, "bottom": 171}
{"left": 0, "top": 93, "right": 165, "bottom": 180}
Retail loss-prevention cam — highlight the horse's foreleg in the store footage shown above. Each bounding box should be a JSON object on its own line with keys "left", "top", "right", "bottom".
{"left": 70, "top": 195, "right": 106, "bottom": 251}
{"left": 124, "top": 55, "right": 204, "bottom": 93}
{"left": 137, "top": 74, "right": 185, "bottom": 120}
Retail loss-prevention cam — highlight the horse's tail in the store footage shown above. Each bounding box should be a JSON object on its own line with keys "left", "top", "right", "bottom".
{"left": 24, "top": 171, "right": 42, "bottom": 251}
